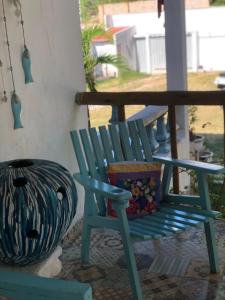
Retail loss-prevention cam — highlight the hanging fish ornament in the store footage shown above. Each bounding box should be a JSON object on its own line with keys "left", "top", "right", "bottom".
{"left": 22, "top": 45, "right": 33, "bottom": 84}
{"left": 11, "top": 91, "right": 23, "bottom": 129}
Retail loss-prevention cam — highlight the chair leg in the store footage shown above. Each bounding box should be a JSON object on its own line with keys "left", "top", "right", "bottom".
{"left": 81, "top": 220, "right": 91, "bottom": 264}
{"left": 204, "top": 220, "right": 220, "bottom": 273}
{"left": 116, "top": 208, "right": 143, "bottom": 300}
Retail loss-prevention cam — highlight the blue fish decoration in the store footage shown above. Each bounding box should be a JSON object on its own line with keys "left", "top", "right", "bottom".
{"left": 11, "top": 92, "right": 23, "bottom": 129}
{"left": 22, "top": 46, "right": 33, "bottom": 84}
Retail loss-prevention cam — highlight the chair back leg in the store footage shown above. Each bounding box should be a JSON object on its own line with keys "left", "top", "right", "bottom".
{"left": 197, "top": 172, "right": 220, "bottom": 273}
{"left": 204, "top": 221, "right": 219, "bottom": 273}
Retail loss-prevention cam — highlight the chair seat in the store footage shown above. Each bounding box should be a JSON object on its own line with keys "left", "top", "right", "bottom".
{"left": 129, "top": 203, "right": 220, "bottom": 240}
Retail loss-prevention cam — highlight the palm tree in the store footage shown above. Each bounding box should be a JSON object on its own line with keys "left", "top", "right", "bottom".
{"left": 81, "top": 25, "right": 126, "bottom": 92}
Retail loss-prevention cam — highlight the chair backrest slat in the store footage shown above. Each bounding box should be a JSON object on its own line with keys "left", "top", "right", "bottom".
{"left": 99, "top": 126, "right": 115, "bottom": 164}
{"left": 128, "top": 121, "right": 144, "bottom": 161}
{"left": 89, "top": 127, "right": 107, "bottom": 181}
{"left": 118, "top": 123, "right": 135, "bottom": 161}
{"left": 70, "top": 131, "right": 88, "bottom": 176}
{"left": 80, "top": 129, "right": 107, "bottom": 216}
{"left": 80, "top": 129, "right": 99, "bottom": 178}
{"left": 109, "top": 124, "right": 124, "bottom": 162}
{"left": 136, "top": 119, "right": 153, "bottom": 162}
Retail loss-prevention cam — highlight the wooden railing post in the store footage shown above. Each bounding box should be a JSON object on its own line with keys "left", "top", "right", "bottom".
{"left": 168, "top": 105, "right": 179, "bottom": 193}
{"left": 110, "top": 105, "right": 125, "bottom": 124}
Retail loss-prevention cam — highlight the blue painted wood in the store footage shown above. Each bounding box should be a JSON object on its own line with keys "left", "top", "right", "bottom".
{"left": 165, "top": 194, "right": 202, "bottom": 206}
{"left": 143, "top": 214, "right": 190, "bottom": 230}
{"left": 99, "top": 126, "right": 115, "bottom": 163}
{"left": 154, "top": 156, "right": 225, "bottom": 174}
{"left": 118, "top": 123, "right": 134, "bottom": 161}
{"left": 86, "top": 215, "right": 120, "bottom": 231}
{"left": 80, "top": 129, "right": 98, "bottom": 179}
{"left": 136, "top": 119, "right": 152, "bottom": 162}
{"left": 109, "top": 125, "right": 124, "bottom": 161}
{"left": 154, "top": 211, "right": 200, "bottom": 226}
{"left": 127, "top": 121, "right": 144, "bottom": 161}
{"left": 113, "top": 202, "right": 143, "bottom": 300}
{"left": 162, "top": 203, "right": 220, "bottom": 219}
{"left": 81, "top": 191, "right": 94, "bottom": 264}
{"left": 132, "top": 217, "right": 182, "bottom": 233}
{"left": 89, "top": 128, "right": 106, "bottom": 180}
{"left": 74, "top": 173, "right": 131, "bottom": 203}
{"left": 70, "top": 130, "right": 88, "bottom": 176}
{"left": 197, "top": 172, "right": 220, "bottom": 273}
{"left": 80, "top": 130, "right": 106, "bottom": 216}
{"left": 70, "top": 119, "right": 222, "bottom": 300}
{"left": 160, "top": 207, "right": 208, "bottom": 221}
{"left": 161, "top": 165, "right": 173, "bottom": 199}
{"left": 0, "top": 269, "right": 92, "bottom": 300}
{"left": 130, "top": 219, "right": 174, "bottom": 236}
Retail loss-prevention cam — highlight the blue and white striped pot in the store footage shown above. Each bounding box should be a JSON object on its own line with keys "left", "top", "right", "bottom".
{"left": 0, "top": 159, "right": 77, "bottom": 266}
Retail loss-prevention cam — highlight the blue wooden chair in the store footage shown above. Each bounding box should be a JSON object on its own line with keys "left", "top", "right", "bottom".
{"left": 70, "top": 119, "right": 223, "bottom": 300}
{"left": 0, "top": 269, "right": 92, "bottom": 300}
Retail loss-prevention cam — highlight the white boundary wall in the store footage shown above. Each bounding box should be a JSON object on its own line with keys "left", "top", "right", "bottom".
{"left": 108, "top": 7, "right": 225, "bottom": 71}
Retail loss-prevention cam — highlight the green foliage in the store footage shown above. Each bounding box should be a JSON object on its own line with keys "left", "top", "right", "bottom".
{"left": 82, "top": 25, "right": 127, "bottom": 91}
{"left": 80, "top": 0, "right": 99, "bottom": 21}
{"left": 188, "top": 105, "right": 198, "bottom": 129}
{"left": 210, "top": 0, "right": 225, "bottom": 6}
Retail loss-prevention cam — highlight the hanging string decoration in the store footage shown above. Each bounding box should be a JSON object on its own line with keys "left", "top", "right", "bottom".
{"left": 2, "top": 0, "right": 23, "bottom": 129}
{"left": 18, "top": 1, "right": 33, "bottom": 84}
{"left": 0, "top": 59, "right": 8, "bottom": 102}
{"left": 8, "top": 0, "right": 21, "bottom": 17}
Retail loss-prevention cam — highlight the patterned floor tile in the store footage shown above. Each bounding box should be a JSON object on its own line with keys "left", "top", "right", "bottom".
{"left": 185, "top": 260, "right": 225, "bottom": 281}
{"left": 148, "top": 255, "right": 190, "bottom": 277}
{"left": 93, "top": 287, "right": 132, "bottom": 300}
{"left": 59, "top": 219, "right": 225, "bottom": 300}
{"left": 175, "top": 277, "right": 209, "bottom": 300}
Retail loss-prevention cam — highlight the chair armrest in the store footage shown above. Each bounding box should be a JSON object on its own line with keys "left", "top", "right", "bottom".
{"left": 153, "top": 156, "right": 225, "bottom": 174}
{"left": 74, "top": 173, "right": 131, "bottom": 203}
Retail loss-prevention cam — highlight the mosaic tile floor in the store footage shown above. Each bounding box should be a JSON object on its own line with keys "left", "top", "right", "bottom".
{"left": 59, "top": 220, "right": 225, "bottom": 299}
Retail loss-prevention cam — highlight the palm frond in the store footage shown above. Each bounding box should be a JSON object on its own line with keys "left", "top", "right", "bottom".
{"left": 94, "top": 54, "right": 128, "bottom": 72}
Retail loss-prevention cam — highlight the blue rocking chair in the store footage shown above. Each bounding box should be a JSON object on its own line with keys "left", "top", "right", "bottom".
{"left": 70, "top": 119, "right": 223, "bottom": 300}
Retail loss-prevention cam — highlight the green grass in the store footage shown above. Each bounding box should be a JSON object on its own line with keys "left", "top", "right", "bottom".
{"left": 91, "top": 71, "right": 221, "bottom": 130}
{"left": 96, "top": 70, "right": 149, "bottom": 90}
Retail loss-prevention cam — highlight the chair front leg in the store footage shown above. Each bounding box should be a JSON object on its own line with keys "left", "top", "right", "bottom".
{"left": 197, "top": 172, "right": 220, "bottom": 273}
{"left": 81, "top": 191, "right": 98, "bottom": 264}
{"left": 81, "top": 221, "right": 91, "bottom": 264}
{"left": 114, "top": 203, "right": 143, "bottom": 300}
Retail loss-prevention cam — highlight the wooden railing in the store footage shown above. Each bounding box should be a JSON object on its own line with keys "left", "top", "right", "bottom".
{"left": 76, "top": 91, "right": 225, "bottom": 192}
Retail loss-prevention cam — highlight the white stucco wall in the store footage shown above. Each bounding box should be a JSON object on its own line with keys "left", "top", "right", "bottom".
{"left": 108, "top": 7, "right": 225, "bottom": 71}
{"left": 0, "top": 0, "right": 88, "bottom": 219}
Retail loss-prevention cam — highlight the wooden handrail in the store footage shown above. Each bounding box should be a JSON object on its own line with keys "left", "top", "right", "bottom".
{"left": 76, "top": 91, "right": 225, "bottom": 193}
{"left": 76, "top": 91, "right": 225, "bottom": 106}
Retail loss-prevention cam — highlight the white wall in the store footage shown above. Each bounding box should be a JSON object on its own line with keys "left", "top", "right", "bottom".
{"left": 93, "top": 42, "right": 118, "bottom": 78}
{"left": 108, "top": 7, "right": 225, "bottom": 35}
{"left": 115, "top": 26, "right": 137, "bottom": 70}
{"left": 0, "top": 0, "right": 88, "bottom": 219}
{"left": 109, "top": 7, "right": 225, "bottom": 72}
